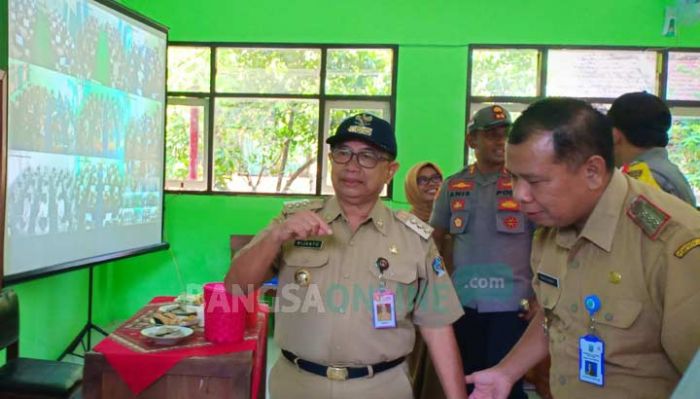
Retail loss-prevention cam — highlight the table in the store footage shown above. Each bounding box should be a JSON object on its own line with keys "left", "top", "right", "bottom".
{"left": 83, "top": 297, "right": 268, "bottom": 399}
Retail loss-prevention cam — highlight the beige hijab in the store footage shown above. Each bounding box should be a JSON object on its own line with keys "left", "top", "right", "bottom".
{"left": 404, "top": 162, "right": 443, "bottom": 223}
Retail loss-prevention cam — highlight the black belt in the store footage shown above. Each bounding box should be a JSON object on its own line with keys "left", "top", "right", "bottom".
{"left": 281, "top": 349, "right": 404, "bottom": 381}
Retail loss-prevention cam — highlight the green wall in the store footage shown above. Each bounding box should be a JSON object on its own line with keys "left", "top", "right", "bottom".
{"left": 4, "top": 0, "right": 700, "bottom": 360}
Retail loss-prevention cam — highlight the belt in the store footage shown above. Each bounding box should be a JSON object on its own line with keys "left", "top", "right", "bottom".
{"left": 281, "top": 349, "right": 404, "bottom": 381}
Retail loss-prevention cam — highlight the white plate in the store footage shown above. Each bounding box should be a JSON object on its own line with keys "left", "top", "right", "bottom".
{"left": 158, "top": 304, "right": 198, "bottom": 316}
{"left": 141, "top": 326, "right": 193, "bottom": 345}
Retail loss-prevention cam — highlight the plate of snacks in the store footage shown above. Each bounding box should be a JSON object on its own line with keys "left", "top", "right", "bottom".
{"left": 175, "top": 293, "right": 203, "bottom": 306}
{"left": 141, "top": 325, "right": 193, "bottom": 345}
{"left": 153, "top": 304, "right": 199, "bottom": 327}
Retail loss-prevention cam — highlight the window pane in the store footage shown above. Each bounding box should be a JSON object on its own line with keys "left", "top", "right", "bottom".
{"left": 470, "top": 49, "right": 539, "bottom": 97}
{"left": 325, "top": 49, "right": 393, "bottom": 96}
{"left": 165, "top": 101, "right": 207, "bottom": 191}
{"left": 167, "top": 47, "right": 211, "bottom": 92}
{"left": 547, "top": 50, "right": 658, "bottom": 98}
{"left": 213, "top": 98, "right": 319, "bottom": 193}
{"left": 321, "top": 104, "right": 389, "bottom": 195}
{"left": 216, "top": 48, "right": 321, "bottom": 94}
{"left": 667, "top": 52, "right": 700, "bottom": 101}
{"left": 669, "top": 115, "right": 700, "bottom": 202}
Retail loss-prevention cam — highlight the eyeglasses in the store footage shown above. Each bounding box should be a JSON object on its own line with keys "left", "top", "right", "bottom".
{"left": 417, "top": 175, "right": 442, "bottom": 186}
{"left": 330, "top": 147, "right": 391, "bottom": 169}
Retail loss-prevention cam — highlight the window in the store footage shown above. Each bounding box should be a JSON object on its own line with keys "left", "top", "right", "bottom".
{"left": 546, "top": 49, "right": 658, "bottom": 98}
{"left": 470, "top": 49, "right": 539, "bottom": 98}
{"left": 467, "top": 45, "right": 700, "bottom": 202}
{"left": 165, "top": 45, "right": 396, "bottom": 195}
{"left": 165, "top": 98, "right": 208, "bottom": 191}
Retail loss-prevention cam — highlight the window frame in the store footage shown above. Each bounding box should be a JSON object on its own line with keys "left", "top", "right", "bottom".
{"left": 165, "top": 42, "right": 398, "bottom": 197}
{"left": 164, "top": 97, "right": 210, "bottom": 191}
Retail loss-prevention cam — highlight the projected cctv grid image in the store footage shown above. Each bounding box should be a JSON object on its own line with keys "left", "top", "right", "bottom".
{"left": 5, "top": 0, "right": 167, "bottom": 276}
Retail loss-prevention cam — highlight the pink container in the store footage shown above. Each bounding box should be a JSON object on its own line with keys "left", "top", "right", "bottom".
{"left": 246, "top": 289, "right": 261, "bottom": 328}
{"left": 203, "top": 282, "right": 247, "bottom": 344}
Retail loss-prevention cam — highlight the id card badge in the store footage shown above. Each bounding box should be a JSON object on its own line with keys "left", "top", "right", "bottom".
{"left": 579, "top": 334, "right": 605, "bottom": 386}
{"left": 372, "top": 289, "right": 397, "bottom": 329}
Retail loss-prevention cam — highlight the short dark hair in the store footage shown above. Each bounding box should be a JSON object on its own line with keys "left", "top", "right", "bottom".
{"left": 508, "top": 98, "right": 614, "bottom": 171}
{"left": 607, "top": 92, "right": 671, "bottom": 148}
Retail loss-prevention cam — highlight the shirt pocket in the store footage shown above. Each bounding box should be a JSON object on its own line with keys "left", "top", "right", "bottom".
{"left": 449, "top": 211, "right": 470, "bottom": 234}
{"left": 279, "top": 250, "right": 329, "bottom": 287}
{"left": 595, "top": 297, "right": 643, "bottom": 330}
{"left": 495, "top": 212, "right": 526, "bottom": 234}
{"left": 594, "top": 297, "right": 644, "bottom": 368}
{"left": 367, "top": 259, "right": 418, "bottom": 318}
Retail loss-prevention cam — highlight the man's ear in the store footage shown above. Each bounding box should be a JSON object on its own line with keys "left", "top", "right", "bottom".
{"left": 583, "top": 155, "right": 607, "bottom": 190}
{"left": 386, "top": 161, "right": 400, "bottom": 183}
{"left": 466, "top": 132, "right": 477, "bottom": 149}
{"left": 612, "top": 127, "right": 624, "bottom": 146}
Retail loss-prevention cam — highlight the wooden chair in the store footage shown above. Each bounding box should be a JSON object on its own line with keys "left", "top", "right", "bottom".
{"left": 0, "top": 288, "right": 83, "bottom": 399}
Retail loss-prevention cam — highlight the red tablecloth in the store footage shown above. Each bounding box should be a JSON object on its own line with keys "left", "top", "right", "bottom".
{"left": 94, "top": 296, "right": 268, "bottom": 397}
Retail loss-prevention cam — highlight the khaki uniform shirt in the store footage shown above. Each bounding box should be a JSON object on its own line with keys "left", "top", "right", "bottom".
{"left": 241, "top": 197, "right": 463, "bottom": 398}
{"left": 532, "top": 170, "right": 700, "bottom": 399}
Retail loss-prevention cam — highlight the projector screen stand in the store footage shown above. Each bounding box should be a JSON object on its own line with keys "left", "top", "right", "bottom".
{"left": 59, "top": 266, "right": 109, "bottom": 360}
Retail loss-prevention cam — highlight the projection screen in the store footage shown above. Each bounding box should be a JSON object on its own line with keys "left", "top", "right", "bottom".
{"left": 3, "top": 0, "right": 168, "bottom": 284}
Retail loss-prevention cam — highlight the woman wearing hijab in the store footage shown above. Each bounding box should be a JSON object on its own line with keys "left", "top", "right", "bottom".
{"left": 404, "top": 162, "right": 443, "bottom": 222}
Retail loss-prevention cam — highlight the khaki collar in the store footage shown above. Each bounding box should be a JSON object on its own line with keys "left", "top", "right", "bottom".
{"left": 556, "top": 169, "right": 627, "bottom": 252}
{"left": 321, "top": 196, "right": 389, "bottom": 236}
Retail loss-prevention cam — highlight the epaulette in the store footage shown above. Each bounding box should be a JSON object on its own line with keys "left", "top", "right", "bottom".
{"left": 626, "top": 195, "right": 671, "bottom": 240}
{"left": 282, "top": 199, "right": 325, "bottom": 215}
{"left": 395, "top": 211, "right": 433, "bottom": 240}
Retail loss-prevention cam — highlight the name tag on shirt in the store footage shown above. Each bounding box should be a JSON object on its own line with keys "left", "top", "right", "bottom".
{"left": 537, "top": 271, "right": 560, "bottom": 288}
{"left": 579, "top": 335, "right": 605, "bottom": 386}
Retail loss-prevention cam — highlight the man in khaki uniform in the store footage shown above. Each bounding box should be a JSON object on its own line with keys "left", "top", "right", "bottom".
{"left": 466, "top": 98, "right": 700, "bottom": 399}
{"left": 226, "top": 114, "right": 467, "bottom": 399}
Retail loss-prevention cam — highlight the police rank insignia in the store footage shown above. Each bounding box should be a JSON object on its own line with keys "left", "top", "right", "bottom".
{"left": 674, "top": 238, "right": 700, "bottom": 259}
{"left": 498, "top": 198, "right": 520, "bottom": 211}
{"left": 492, "top": 105, "right": 506, "bottom": 120}
{"left": 503, "top": 215, "right": 519, "bottom": 230}
{"left": 453, "top": 216, "right": 464, "bottom": 228}
{"left": 497, "top": 177, "right": 513, "bottom": 191}
{"left": 451, "top": 198, "right": 466, "bottom": 211}
{"left": 432, "top": 256, "right": 446, "bottom": 277}
{"left": 294, "top": 269, "right": 311, "bottom": 286}
{"left": 627, "top": 195, "right": 671, "bottom": 240}
{"left": 449, "top": 179, "right": 474, "bottom": 191}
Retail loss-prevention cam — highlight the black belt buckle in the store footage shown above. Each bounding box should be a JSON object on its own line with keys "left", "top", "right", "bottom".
{"left": 326, "top": 366, "right": 349, "bottom": 381}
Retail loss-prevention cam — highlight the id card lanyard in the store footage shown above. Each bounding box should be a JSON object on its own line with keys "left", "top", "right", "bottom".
{"left": 579, "top": 294, "right": 605, "bottom": 386}
{"left": 372, "top": 257, "right": 397, "bottom": 329}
